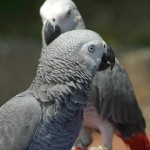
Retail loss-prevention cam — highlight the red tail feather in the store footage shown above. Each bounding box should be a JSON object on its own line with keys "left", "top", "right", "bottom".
{"left": 123, "top": 132, "right": 150, "bottom": 150}
{"left": 75, "top": 147, "right": 84, "bottom": 150}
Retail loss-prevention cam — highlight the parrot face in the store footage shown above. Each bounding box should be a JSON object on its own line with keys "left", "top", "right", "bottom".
{"left": 77, "top": 40, "right": 115, "bottom": 76}
{"left": 40, "top": 0, "right": 85, "bottom": 46}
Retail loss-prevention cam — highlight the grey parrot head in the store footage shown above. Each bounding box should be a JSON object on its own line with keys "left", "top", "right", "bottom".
{"left": 40, "top": 0, "right": 85, "bottom": 47}
{"left": 42, "top": 30, "right": 115, "bottom": 77}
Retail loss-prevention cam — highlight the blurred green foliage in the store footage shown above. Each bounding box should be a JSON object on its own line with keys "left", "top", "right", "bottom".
{"left": 0, "top": 0, "right": 150, "bottom": 46}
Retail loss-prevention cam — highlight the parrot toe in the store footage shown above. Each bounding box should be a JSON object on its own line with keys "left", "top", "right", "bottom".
{"left": 88, "top": 145, "right": 108, "bottom": 150}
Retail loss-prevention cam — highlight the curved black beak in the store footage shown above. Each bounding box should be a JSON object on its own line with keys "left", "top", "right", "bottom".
{"left": 44, "top": 21, "right": 61, "bottom": 45}
{"left": 98, "top": 45, "right": 115, "bottom": 71}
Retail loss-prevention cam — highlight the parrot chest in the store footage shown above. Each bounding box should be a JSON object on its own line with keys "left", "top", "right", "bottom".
{"left": 83, "top": 100, "right": 101, "bottom": 130}
{"left": 28, "top": 105, "right": 83, "bottom": 150}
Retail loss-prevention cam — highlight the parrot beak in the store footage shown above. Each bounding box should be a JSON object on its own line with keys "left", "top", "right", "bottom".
{"left": 98, "top": 45, "right": 115, "bottom": 71}
{"left": 44, "top": 20, "right": 61, "bottom": 45}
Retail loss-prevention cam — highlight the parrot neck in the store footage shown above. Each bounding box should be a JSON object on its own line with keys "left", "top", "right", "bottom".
{"left": 29, "top": 53, "right": 92, "bottom": 111}
{"left": 28, "top": 104, "right": 83, "bottom": 150}
{"left": 29, "top": 54, "right": 92, "bottom": 102}
{"left": 30, "top": 75, "right": 91, "bottom": 109}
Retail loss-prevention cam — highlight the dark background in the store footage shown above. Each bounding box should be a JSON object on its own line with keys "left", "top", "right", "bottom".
{"left": 0, "top": 1, "right": 150, "bottom": 132}
{"left": 0, "top": 0, "right": 150, "bottom": 46}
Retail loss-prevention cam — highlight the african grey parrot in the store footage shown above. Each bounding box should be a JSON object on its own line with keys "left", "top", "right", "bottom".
{"left": 0, "top": 29, "right": 115, "bottom": 150}
{"left": 40, "top": 0, "right": 150, "bottom": 150}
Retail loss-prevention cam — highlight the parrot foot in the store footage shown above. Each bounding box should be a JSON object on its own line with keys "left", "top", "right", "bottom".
{"left": 88, "top": 145, "right": 107, "bottom": 150}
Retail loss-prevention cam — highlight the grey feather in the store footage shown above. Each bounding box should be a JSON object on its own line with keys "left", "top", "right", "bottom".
{"left": 0, "top": 94, "right": 41, "bottom": 150}
{"left": 93, "top": 61, "right": 144, "bottom": 123}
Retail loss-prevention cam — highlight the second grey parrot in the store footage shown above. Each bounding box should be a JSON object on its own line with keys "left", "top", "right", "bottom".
{"left": 0, "top": 29, "right": 115, "bottom": 150}
{"left": 40, "top": 0, "right": 150, "bottom": 150}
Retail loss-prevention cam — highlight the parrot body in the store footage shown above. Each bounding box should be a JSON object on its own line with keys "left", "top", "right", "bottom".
{"left": 74, "top": 61, "right": 149, "bottom": 150}
{"left": 40, "top": 0, "right": 150, "bottom": 150}
{"left": 0, "top": 29, "right": 115, "bottom": 150}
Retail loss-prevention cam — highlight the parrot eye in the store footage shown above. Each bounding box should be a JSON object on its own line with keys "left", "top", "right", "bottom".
{"left": 88, "top": 45, "right": 95, "bottom": 52}
{"left": 67, "top": 9, "right": 71, "bottom": 17}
